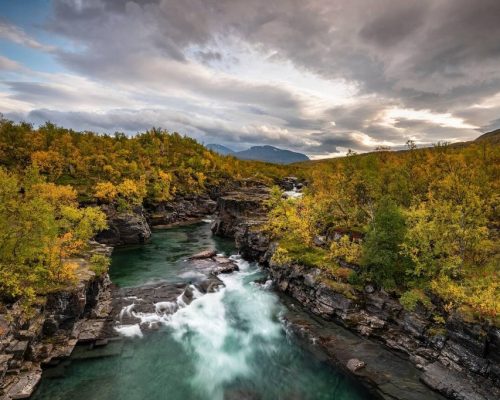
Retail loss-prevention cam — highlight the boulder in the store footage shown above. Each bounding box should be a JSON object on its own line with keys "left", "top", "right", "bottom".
{"left": 346, "top": 358, "right": 366, "bottom": 372}
{"left": 188, "top": 249, "right": 217, "bottom": 260}
{"left": 96, "top": 205, "right": 151, "bottom": 246}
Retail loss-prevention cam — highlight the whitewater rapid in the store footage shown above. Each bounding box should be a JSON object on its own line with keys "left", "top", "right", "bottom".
{"left": 115, "top": 256, "right": 285, "bottom": 399}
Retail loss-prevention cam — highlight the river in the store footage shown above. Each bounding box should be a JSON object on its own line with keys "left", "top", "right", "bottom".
{"left": 32, "top": 221, "right": 371, "bottom": 400}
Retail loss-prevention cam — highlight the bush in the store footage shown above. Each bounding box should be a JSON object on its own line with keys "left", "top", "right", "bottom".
{"left": 361, "top": 197, "right": 412, "bottom": 288}
{"left": 89, "top": 254, "right": 110, "bottom": 277}
{"left": 400, "top": 288, "right": 432, "bottom": 311}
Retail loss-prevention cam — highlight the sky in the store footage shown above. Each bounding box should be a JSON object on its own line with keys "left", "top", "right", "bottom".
{"left": 1, "top": 0, "right": 500, "bottom": 158}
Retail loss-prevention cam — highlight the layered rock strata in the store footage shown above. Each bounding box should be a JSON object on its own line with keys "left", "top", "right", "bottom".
{"left": 0, "top": 243, "right": 113, "bottom": 399}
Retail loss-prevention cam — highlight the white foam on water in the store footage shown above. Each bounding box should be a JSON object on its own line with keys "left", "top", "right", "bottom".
{"left": 155, "top": 301, "right": 177, "bottom": 315}
{"left": 251, "top": 279, "right": 273, "bottom": 290}
{"left": 179, "top": 271, "right": 206, "bottom": 280}
{"left": 283, "top": 189, "right": 303, "bottom": 199}
{"left": 115, "top": 324, "right": 143, "bottom": 338}
{"left": 165, "top": 256, "right": 283, "bottom": 399}
{"left": 119, "top": 303, "right": 135, "bottom": 321}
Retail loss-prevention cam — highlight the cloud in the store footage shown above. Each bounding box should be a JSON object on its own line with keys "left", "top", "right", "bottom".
{"left": 0, "top": 21, "right": 55, "bottom": 51}
{"left": 1, "top": 0, "right": 499, "bottom": 158}
{"left": 0, "top": 55, "right": 24, "bottom": 71}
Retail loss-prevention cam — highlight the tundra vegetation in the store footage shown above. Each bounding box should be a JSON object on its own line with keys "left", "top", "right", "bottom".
{"left": 267, "top": 139, "right": 499, "bottom": 324}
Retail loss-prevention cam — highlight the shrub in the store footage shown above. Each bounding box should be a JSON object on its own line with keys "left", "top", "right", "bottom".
{"left": 400, "top": 288, "right": 432, "bottom": 311}
{"left": 89, "top": 254, "right": 110, "bottom": 277}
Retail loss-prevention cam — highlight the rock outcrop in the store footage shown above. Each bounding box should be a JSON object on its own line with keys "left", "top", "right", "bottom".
{"left": 96, "top": 195, "right": 218, "bottom": 246}
{"left": 96, "top": 205, "right": 151, "bottom": 246}
{"left": 0, "top": 243, "right": 113, "bottom": 400}
{"left": 211, "top": 183, "right": 271, "bottom": 261}
{"left": 145, "top": 195, "right": 216, "bottom": 227}
{"left": 112, "top": 254, "right": 239, "bottom": 335}
{"left": 282, "top": 296, "right": 446, "bottom": 400}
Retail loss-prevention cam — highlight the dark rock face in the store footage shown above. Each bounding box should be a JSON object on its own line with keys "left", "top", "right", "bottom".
{"left": 211, "top": 183, "right": 271, "bottom": 262}
{"left": 0, "top": 244, "right": 114, "bottom": 399}
{"left": 145, "top": 195, "right": 216, "bottom": 227}
{"left": 97, "top": 194, "right": 218, "bottom": 246}
{"left": 96, "top": 205, "right": 151, "bottom": 246}
{"left": 283, "top": 299, "right": 445, "bottom": 400}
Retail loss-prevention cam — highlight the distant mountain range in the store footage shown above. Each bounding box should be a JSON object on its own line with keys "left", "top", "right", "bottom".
{"left": 206, "top": 144, "right": 310, "bottom": 164}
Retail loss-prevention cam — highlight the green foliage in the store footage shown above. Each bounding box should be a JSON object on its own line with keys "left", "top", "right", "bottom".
{"left": 0, "top": 119, "right": 292, "bottom": 203}
{"left": 347, "top": 271, "right": 363, "bottom": 286}
{"left": 89, "top": 254, "right": 110, "bottom": 277}
{"left": 267, "top": 139, "right": 499, "bottom": 323}
{"left": 275, "top": 239, "right": 330, "bottom": 269}
{"left": 400, "top": 289, "right": 432, "bottom": 311}
{"left": 320, "top": 278, "right": 358, "bottom": 300}
{"left": 330, "top": 235, "right": 362, "bottom": 264}
{"left": 361, "top": 198, "right": 411, "bottom": 288}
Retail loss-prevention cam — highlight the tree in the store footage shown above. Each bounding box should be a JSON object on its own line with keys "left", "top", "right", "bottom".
{"left": 0, "top": 167, "right": 107, "bottom": 305}
{"left": 95, "top": 181, "right": 118, "bottom": 203}
{"left": 361, "top": 198, "right": 411, "bottom": 288}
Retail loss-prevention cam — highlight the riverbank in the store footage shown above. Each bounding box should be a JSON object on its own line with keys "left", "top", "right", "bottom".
{"left": 210, "top": 181, "right": 500, "bottom": 400}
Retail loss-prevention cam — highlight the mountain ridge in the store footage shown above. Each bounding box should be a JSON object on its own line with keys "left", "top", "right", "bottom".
{"left": 206, "top": 143, "right": 309, "bottom": 164}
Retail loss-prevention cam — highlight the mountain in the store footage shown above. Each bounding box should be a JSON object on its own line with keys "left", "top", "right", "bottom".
{"left": 206, "top": 143, "right": 309, "bottom": 164}
{"left": 234, "top": 145, "right": 309, "bottom": 164}
{"left": 206, "top": 143, "right": 235, "bottom": 155}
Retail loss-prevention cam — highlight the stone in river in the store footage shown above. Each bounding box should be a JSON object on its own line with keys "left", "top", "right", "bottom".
{"left": 188, "top": 249, "right": 217, "bottom": 260}
{"left": 346, "top": 358, "right": 366, "bottom": 372}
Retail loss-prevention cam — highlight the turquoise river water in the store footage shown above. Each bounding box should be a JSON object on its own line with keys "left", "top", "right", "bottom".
{"left": 32, "top": 221, "right": 371, "bottom": 400}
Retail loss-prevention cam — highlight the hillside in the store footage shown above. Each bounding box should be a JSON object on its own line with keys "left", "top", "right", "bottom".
{"left": 476, "top": 128, "right": 500, "bottom": 144}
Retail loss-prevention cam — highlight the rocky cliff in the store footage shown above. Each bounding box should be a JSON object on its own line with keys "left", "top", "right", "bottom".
{"left": 0, "top": 243, "right": 113, "bottom": 399}
{"left": 268, "top": 261, "right": 499, "bottom": 400}
{"left": 210, "top": 182, "right": 272, "bottom": 261}
{"left": 95, "top": 195, "right": 217, "bottom": 246}
{"left": 144, "top": 195, "right": 216, "bottom": 227}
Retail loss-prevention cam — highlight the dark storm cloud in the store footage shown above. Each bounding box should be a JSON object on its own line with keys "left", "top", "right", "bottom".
{"left": 359, "top": 2, "right": 429, "bottom": 48}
